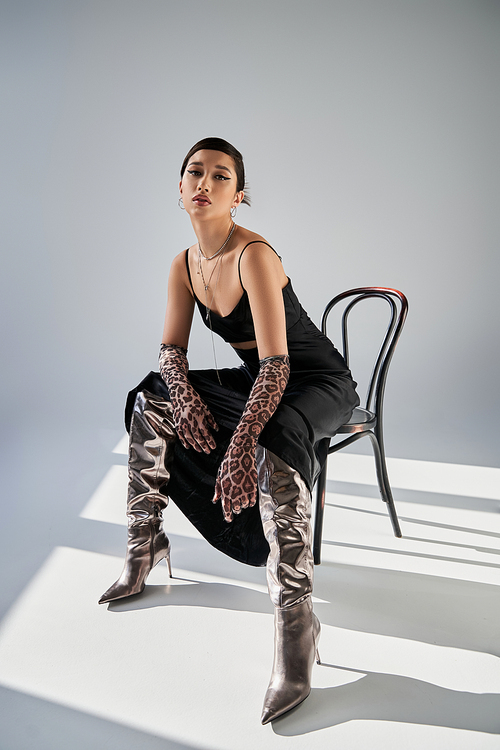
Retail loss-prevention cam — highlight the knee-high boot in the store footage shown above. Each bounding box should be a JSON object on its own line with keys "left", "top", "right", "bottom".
{"left": 257, "top": 445, "right": 320, "bottom": 724}
{"left": 99, "top": 390, "right": 175, "bottom": 604}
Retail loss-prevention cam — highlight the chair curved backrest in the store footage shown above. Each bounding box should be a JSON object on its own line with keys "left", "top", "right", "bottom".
{"left": 321, "top": 287, "right": 408, "bottom": 423}
{"left": 313, "top": 287, "right": 408, "bottom": 564}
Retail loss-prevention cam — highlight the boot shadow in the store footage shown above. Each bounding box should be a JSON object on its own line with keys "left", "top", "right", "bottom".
{"left": 106, "top": 579, "right": 274, "bottom": 616}
{"left": 271, "top": 665, "right": 500, "bottom": 736}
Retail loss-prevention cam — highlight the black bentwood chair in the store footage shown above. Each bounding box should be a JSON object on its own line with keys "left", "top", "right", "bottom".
{"left": 313, "top": 287, "right": 408, "bottom": 565}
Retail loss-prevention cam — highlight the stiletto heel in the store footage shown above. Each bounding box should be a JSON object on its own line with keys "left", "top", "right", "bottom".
{"left": 314, "top": 614, "right": 321, "bottom": 664}
{"left": 165, "top": 548, "right": 173, "bottom": 578}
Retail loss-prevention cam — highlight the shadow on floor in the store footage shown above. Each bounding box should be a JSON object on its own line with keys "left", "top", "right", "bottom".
{"left": 326, "top": 480, "right": 500, "bottom": 514}
{"left": 0, "top": 685, "right": 197, "bottom": 750}
{"left": 314, "top": 561, "right": 500, "bottom": 657}
{"left": 105, "top": 577, "right": 274, "bottom": 616}
{"left": 323, "top": 539, "right": 500, "bottom": 569}
{"left": 327, "top": 501, "right": 500, "bottom": 540}
{"left": 101, "top": 554, "right": 500, "bottom": 659}
{"left": 272, "top": 666, "right": 500, "bottom": 736}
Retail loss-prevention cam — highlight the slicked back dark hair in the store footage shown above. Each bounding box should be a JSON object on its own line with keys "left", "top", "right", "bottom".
{"left": 180, "top": 137, "right": 250, "bottom": 206}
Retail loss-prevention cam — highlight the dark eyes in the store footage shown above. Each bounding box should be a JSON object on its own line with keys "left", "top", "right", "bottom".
{"left": 187, "top": 170, "right": 229, "bottom": 181}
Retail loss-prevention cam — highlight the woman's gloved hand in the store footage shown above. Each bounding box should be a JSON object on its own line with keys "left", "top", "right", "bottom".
{"left": 214, "top": 355, "right": 290, "bottom": 521}
{"left": 213, "top": 435, "right": 258, "bottom": 521}
{"left": 159, "top": 344, "right": 218, "bottom": 453}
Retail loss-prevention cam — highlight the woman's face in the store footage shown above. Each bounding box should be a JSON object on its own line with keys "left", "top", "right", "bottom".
{"left": 179, "top": 149, "right": 244, "bottom": 220}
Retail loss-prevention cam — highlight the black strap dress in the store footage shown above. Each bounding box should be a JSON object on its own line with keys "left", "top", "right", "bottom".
{"left": 125, "top": 243, "right": 360, "bottom": 567}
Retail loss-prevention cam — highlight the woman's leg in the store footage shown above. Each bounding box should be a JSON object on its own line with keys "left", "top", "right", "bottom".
{"left": 99, "top": 390, "right": 176, "bottom": 604}
{"left": 256, "top": 445, "right": 320, "bottom": 724}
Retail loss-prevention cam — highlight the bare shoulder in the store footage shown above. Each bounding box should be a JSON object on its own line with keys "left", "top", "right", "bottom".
{"left": 236, "top": 226, "right": 270, "bottom": 248}
{"left": 171, "top": 247, "right": 190, "bottom": 268}
{"left": 237, "top": 229, "right": 287, "bottom": 287}
{"left": 237, "top": 228, "right": 276, "bottom": 262}
{"left": 168, "top": 247, "right": 192, "bottom": 289}
{"left": 170, "top": 246, "right": 191, "bottom": 275}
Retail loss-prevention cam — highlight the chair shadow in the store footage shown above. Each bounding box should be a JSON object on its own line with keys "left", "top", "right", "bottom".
{"left": 272, "top": 665, "right": 500, "bottom": 736}
{"left": 326, "top": 481, "right": 500, "bottom": 516}
{"left": 323, "top": 540, "right": 500, "bottom": 569}
{"left": 403, "top": 535, "right": 500, "bottom": 557}
{"left": 313, "top": 562, "right": 500, "bottom": 657}
{"left": 327, "top": 501, "right": 500, "bottom": 540}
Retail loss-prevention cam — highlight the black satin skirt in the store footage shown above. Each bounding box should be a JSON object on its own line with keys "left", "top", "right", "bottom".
{"left": 125, "top": 356, "right": 359, "bottom": 567}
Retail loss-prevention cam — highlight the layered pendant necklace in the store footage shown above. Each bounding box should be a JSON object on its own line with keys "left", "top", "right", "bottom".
{"left": 198, "top": 221, "right": 235, "bottom": 262}
{"left": 198, "top": 248, "right": 225, "bottom": 320}
{"left": 197, "top": 222, "right": 236, "bottom": 384}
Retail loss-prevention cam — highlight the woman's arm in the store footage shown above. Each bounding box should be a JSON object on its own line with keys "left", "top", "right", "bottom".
{"left": 241, "top": 242, "right": 288, "bottom": 359}
{"left": 159, "top": 251, "right": 218, "bottom": 453}
{"left": 162, "top": 250, "right": 195, "bottom": 349}
{"left": 214, "top": 243, "right": 290, "bottom": 521}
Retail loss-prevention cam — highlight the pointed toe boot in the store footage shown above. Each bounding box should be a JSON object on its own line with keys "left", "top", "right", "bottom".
{"left": 261, "top": 599, "right": 320, "bottom": 724}
{"left": 257, "top": 445, "right": 320, "bottom": 724}
{"left": 99, "top": 390, "right": 176, "bottom": 605}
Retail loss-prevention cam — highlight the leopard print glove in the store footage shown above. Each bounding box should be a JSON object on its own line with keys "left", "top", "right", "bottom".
{"left": 213, "top": 354, "right": 290, "bottom": 522}
{"left": 159, "top": 344, "right": 218, "bottom": 453}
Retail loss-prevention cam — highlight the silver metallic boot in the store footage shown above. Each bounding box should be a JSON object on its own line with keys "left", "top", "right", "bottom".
{"left": 257, "top": 446, "right": 320, "bottom": 724}
{"left": 99, "top": 390, "right": 175, "bottom": 604}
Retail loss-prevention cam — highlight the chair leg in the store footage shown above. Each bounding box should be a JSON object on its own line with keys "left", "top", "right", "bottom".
{"left": 313, "top": 462, "right": 327, "bottom": 565}
{"left": 368, "top": 431, "right": 402, "bottom": 538}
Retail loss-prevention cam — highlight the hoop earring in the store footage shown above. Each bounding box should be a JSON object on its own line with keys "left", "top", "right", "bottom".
{"left": 230, "top": 206, "right": 237, "bottom": 218}
{"left": 178, "top": 197, "right": 185, "bottom": 210}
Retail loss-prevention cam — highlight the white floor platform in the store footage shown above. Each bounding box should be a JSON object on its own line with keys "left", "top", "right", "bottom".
{"left": 0, "top": 444, "right": 499, "bottom": 749}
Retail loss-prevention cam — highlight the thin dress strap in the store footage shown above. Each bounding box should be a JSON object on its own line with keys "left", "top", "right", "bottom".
{"left": 237, "top": 241, "right": 281, "bottom": 291}
{"left": 185, "top": 248, "right": 196, "bottom": 296}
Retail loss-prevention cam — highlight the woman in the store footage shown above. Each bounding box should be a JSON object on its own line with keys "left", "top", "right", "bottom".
{"left": 99, "top": 137, "right": 359, "bottom": 724}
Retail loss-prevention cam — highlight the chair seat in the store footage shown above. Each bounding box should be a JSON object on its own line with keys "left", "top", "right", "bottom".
{"left": 337, "top": 407, "right": 376, "bottom": 434}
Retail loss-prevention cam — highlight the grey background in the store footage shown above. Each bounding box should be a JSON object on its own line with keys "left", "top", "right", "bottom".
{"left": 1, "top": 0, "right": 499, "bottom": 466}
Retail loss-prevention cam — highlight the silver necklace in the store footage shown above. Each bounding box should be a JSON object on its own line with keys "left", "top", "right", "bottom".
{"left": 198, "top": 247, "right": 225, "bottom": 315}
{"left": 198, "top": 222, "right": 236, "bottom": 260}
{"left": 197, "top": 226, "right": 235, "bottom": 385}
{"left": 200, "top": 250, "right": 225, "bottom": 385}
